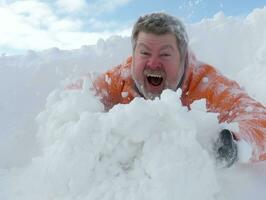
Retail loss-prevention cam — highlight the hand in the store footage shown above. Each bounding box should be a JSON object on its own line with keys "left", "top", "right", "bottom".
{"left": 215, "top": 129, "right": 238, "bottom": 168}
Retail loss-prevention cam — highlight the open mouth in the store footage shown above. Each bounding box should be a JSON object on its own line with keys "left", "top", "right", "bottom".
{"left": 146, "top": 74, "right": 163, "bottom": 86}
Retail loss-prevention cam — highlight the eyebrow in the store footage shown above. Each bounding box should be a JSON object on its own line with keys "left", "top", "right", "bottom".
{"left": 138, "top": 43, "right": 150, "bottom": 50}
{"left": 160, "top": 45, "right": 175, "bottom": 51}
{"left": 137, "top": 43, "right": 175, "bottom": 51}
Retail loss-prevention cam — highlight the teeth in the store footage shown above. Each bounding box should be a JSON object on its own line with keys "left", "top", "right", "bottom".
{"left": 147, "top": 74, "right": 162, "bottom": 78}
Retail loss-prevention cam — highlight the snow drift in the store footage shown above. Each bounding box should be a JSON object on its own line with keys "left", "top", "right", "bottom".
{"left": 1, "top": 6, "right": 266, "bottom": 200}
{"left": 1, "top": 88, "right": 223, "bottom": 200}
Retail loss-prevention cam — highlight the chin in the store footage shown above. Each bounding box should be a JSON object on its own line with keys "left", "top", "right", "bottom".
{"left": 141, "top": 87, "right": 163, "bottom": 100}
{"left": 145, "top": 92, "right": 160, "bottom": 100}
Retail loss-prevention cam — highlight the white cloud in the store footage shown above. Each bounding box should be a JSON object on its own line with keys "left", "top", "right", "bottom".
{"left": 87, "top": 18, "right": 120, "bottom": 30}
{"left": 86, "top": 0, "right": 132, "bottom": 15}
{"left": 0, "top": 0, "right": 131, "bottom": 53}
{"left": 55, "top": 0, "right": 132, "bottom": 15}
{"left": 56, "top": 0, "right": 88, "bottom": 13}
{"left": 49, "top": 18, "right": 82, "bottom": 32}
{"left": 8, "top": 0, "right": 55, "bottom": 28}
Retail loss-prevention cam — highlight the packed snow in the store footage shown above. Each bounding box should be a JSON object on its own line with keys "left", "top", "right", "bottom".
{"left": 1, "top": 6, "right": 266, "bottom": 200}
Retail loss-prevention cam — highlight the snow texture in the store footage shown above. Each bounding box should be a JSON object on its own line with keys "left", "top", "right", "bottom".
{"left": 1, "top": 6, "right": 266, "bottom": 200}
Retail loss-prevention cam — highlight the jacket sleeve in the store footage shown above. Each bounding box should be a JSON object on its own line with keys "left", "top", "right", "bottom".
{"left": 65, "top": 68, "right": 125, "bottom": 111}
{"left": 66, "top": 57, "right": 135, "bottom": 111}
{"left": 92, "top": 65, "right": 125, "bottom": 110}
{"left": 183, "top": 63, "right": 266, "bottom": 162}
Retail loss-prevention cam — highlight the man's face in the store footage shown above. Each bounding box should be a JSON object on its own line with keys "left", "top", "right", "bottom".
{"left": 132, "top": 32, "right": 183, "bottom": 99}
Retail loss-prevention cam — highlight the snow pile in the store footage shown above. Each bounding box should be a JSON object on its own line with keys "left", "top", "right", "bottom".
{"left": 1, "top": 88, "right": 223, "bottom": 200}
{"left": 188, "top": 7, "right": 266, "bottom": 103}
{"left": 0, "top": 35, "right": 130, "bottom": 137}
{"left": 1, "top": 5, "right": 266, "bottom": 200}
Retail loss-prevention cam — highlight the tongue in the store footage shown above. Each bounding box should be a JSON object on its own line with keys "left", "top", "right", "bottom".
{"left": 147, "top": 76, "right": 163, "bottom": 86}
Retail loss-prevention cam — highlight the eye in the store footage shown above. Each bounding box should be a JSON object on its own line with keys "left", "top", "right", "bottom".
{"left": 160, "top": 53, "right": 171, "bottom": 57}
{"left": 140, "top": 50, "right": 150, "bottom": 56}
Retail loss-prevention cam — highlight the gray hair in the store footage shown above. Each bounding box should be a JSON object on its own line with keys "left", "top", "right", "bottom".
{"left": 131, "top": 12, "right": 189, "bottom": 65}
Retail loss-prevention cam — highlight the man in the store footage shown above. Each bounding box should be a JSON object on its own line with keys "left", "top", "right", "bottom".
{"left": 68, "top": 12, "right": 266, "bottom": 167}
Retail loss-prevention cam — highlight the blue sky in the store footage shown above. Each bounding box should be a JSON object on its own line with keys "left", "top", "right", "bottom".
{"left": 0, "top": 0, "right": 265, "bottom": 55}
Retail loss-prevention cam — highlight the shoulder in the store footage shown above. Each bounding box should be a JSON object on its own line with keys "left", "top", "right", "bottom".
{"left": 95, "top": 56, "right": 133, "bottom": 90}
{"left": 93, "top": 56, "right": 135, "bottom": 109}
{"left": 106, "top": 56, "right": 132, "bottom": 81}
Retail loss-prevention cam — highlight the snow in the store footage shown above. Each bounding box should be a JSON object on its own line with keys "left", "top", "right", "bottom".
{"left": 237, "top": 140, "right": 253, "bottom": 163}
{"left": 1, "top": 6, "right": 266, "bottom": 200}
{"left": 245, "top": 106, "right": 253, "bottom": 112}
{"left": 121, "top": 91, "right": 128, "bottom": 98}
{"left": 1, "top": 89, "right": 222, "bottom": 199}
{"left": 105, "top": 74, "right": 112, "bottom": 85}
{"left": 202, "top": 77, "right": 209, "bottom": 83}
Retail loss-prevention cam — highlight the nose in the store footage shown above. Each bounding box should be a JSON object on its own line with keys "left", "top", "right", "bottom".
{"left": 147, "top": 56, "right": 161, "bottom": 69}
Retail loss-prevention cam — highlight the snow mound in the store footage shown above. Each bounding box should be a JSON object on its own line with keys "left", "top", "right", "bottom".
{"left": 1, "top": 88, "right": 222, "bottom": 200}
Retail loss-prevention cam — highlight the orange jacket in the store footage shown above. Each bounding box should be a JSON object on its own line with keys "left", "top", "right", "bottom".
{"left": 69, "top": 56, "right": 266, "bottom": 162}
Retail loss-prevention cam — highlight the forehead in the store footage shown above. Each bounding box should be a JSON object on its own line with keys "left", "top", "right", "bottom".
{"left": 136, "top": 32, "right": 178, "bottom": 50}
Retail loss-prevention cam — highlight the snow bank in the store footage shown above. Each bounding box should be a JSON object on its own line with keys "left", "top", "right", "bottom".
{"left": 1, "top": 6, "right": 266, "bottom": 200}
{"left": 188, "top": 7, "right": 266, "bottom": 103}
{"left": 1, "top": 87, "right": 223, "bottom": 200}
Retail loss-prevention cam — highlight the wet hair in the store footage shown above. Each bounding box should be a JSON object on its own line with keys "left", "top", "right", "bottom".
{"left": 131, "top": 12, "right": 188, "bottom": 66}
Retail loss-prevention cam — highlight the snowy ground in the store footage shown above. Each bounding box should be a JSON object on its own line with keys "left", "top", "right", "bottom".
{"left": 1, "top": 7, "right": 266, "bottom": 200}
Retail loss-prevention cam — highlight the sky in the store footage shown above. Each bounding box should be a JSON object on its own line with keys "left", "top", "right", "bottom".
{"left": 0, "top": 0, "right": 265, "bottom": 55}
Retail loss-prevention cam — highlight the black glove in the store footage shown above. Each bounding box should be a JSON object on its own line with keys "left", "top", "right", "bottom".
{"left": 215, "top": 129, "right": 238, "bottom": 168}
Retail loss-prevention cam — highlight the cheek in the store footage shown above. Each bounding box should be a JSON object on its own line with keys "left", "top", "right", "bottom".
{"left": 165, "top": 64, "right": 179, "bottom": 82}
{"left": 133, "top": 59, "right": 145, "bottom": 81}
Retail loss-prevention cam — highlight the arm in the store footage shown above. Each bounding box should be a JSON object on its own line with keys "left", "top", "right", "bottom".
{"left": 65, "top": 57, "right": 136, "bottom": 111}
{"left": 183, "top": 63, "right": 266, "bottom": 162}
{"left": 92, "top": 57, "right": 136, "bottom": 110}
{"left": 65, "top": 67, "right": 125, "bottom": 110}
